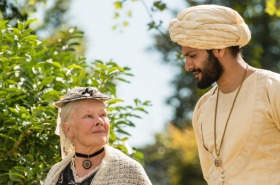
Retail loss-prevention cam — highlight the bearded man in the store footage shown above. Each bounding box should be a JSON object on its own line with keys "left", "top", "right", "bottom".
{"left": 169, "top": 4, "right": 280, "bottom": 185}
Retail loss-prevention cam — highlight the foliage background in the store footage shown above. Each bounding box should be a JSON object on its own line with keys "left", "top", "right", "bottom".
{"left": 142, "top": 0, "right": 280, "bottom": 184}
{"left": 1, "top": 0, "right": 280, "bottom": 184}
{"left": 0, "top": 1, "right": 150, "bottom": 184}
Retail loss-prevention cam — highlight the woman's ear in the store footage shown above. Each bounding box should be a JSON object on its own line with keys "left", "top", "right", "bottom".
{"left": 62, "top": 122, "right": 73, "bottom": 139}
{"left": 213, "top": 49, "right": 225, "bottom": 58}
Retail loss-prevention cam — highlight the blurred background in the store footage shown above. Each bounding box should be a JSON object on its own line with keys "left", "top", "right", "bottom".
{"left": 1, "top": 0, "right": 280, "bottom": 184}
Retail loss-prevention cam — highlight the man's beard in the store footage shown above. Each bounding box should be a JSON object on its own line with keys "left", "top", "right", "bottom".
{"left": 195, "top": 51, "right": 223, "bottom": 89}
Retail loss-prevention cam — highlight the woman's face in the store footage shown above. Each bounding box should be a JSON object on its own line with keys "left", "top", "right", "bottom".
{"left": 63, "top": 99, "right": 110, "bottom": 151}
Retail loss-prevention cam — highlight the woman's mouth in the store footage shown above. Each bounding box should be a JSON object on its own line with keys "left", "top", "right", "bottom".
{"left": 92, "top": 130, "right": 105, "bottom": 134}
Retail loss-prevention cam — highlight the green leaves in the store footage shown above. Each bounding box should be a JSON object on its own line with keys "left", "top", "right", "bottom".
{"left": 0, "top": 18, "right": 150, "bottom": 184}
{"left": 9, "top": 167, "right": 26, "bottom": 182}
{"left": 108, "top": 98, "right": 151, "bottom": 143}
{"left": 0, "top": 134, "right": 17, "bottom": 142}
{"left": 152, "top": 1, "right": 167, "bottom": 11}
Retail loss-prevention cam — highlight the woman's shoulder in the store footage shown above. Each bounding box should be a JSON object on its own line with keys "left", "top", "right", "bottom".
{"left": 45, "top": 148, "right": 151, "bottom": 185}
{"left": 104, "top": 145, "right": 143, "bottom": 168}
{"left": 105, "top": 145, "right": 137, "bottom": 161}
{"left": 44, "top": 153, "right": 74, "bottom": 185}
{"left": 98, "top": 145, "right": 152, "bottom": 184}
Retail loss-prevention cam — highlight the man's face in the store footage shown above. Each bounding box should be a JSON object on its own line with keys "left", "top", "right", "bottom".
{"left": 182, "top": 47, "right": 223, "bottom": 89}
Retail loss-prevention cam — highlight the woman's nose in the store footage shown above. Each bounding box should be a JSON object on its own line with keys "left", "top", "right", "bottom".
{"left": 94, "top": 116, "right": 104, "bottom": 126}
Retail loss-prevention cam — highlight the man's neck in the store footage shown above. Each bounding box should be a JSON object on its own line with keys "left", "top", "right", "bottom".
{"left": 217, "top": 58, "right": 253, "bottom": 93}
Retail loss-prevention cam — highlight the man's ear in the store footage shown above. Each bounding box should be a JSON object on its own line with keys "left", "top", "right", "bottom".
{"left": 213, "top": 49, "right": 225, "bottom": 58}
{"left": 62, "top": 122, "right": 73, "bottom": 138}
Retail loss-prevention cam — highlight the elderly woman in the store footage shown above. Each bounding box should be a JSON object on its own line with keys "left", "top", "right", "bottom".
{"left": 44, "top": 87, "right": 152, "bottom": 185}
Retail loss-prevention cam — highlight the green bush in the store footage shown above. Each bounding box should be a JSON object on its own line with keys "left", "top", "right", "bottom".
{"left": 0, "top": 19, "right": 150, "bottom": 184}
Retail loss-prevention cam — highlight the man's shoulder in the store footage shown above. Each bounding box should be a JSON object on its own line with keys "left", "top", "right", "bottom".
{"left": 255, "top": 69, "right": 280, "bottom": 88}
{"left": 257, "top": 68, "right": 280, "bottom": 78}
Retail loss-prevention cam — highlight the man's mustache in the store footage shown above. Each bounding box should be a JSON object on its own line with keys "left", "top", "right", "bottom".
{"left": 191, "top": 68, "right": 202, "bottom": 73}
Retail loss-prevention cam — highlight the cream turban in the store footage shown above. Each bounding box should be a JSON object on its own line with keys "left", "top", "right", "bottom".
{"left": 169, "top": 4, "right": 251, "bottom": 49}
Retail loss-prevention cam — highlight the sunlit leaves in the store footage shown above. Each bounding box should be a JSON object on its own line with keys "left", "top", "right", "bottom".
{"left": 112, "top": 1, "right": 135, "bottom": 30}
{"left": 114, "top": 1, "right": 123, "bottom": 9}
{"left": 265, "top": 0, "right": 280, "bottom": 16}
{"left": 0, "top": 18, "right": 150, "bottom": 184}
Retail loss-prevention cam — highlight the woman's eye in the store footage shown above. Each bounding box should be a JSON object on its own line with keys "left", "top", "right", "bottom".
{"left": 86, "top": 115, "right": 93, "bottom": 118}
{"left": 100, "top": 114, "right": 107, "bottom": 117}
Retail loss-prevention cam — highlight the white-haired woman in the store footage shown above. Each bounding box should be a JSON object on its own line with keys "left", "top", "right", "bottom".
{"left": 44, "top": 87, "right": 152, "bottom": 185}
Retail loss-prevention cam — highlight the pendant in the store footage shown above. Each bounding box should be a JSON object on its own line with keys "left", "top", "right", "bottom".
{"left": 214, "top": 158, "right": 221, "bottom": 167}
{"left": 82, "top": 160, "right": 92, "bottom": 169}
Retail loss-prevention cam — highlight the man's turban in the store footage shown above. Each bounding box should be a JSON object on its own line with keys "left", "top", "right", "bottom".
{"left": 169, "top": 5, "right": 251, "bottom": 49}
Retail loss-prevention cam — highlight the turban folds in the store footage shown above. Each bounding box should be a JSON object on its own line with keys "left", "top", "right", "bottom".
{"left": 169, "top": 5, "right": 251, "bottom": 49}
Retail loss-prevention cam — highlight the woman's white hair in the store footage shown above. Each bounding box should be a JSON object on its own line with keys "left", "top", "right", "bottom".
{"left": 56, "top": 99, "right": 101, "bottom": 158}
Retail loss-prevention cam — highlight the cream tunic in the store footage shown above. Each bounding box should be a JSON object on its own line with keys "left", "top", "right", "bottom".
{"left": 192, "top": 69, "right": 280, "bottom": 185}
